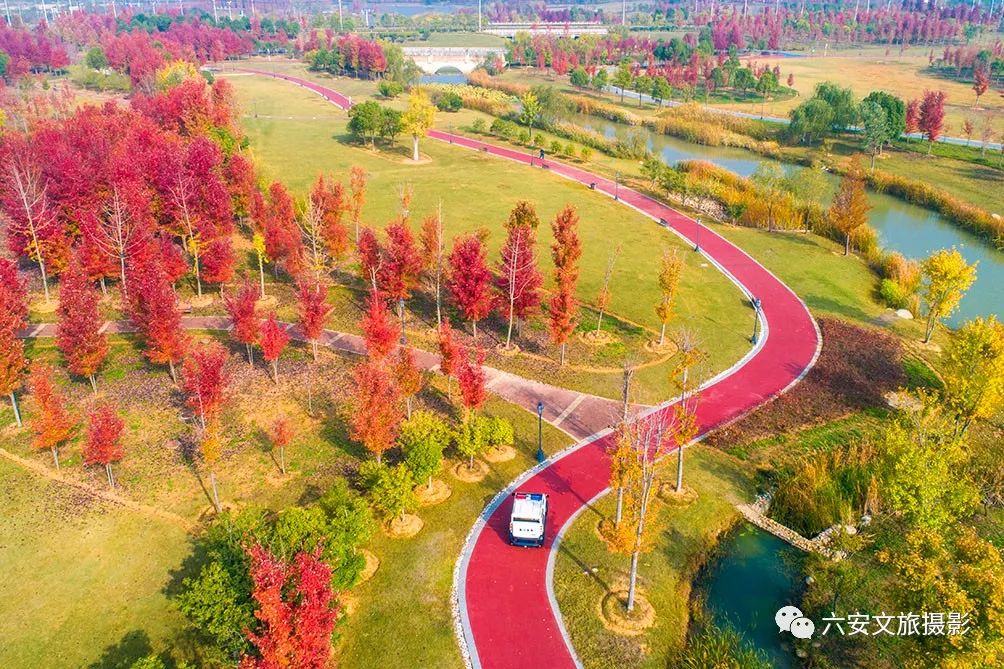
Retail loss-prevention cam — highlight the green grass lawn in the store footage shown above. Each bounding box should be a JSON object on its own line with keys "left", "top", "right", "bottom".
{"left": 220, "top": 68, "right": 754, "bottom": 403}
{"left": 552, "top": 446, "right": 754, "bottom": 669}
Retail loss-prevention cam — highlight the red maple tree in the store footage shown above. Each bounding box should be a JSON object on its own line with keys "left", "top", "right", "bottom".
{"left": 437, "top": 320, "right": 458, "bottom": 400}
{"left": 905, "top": 99, "right": 920, "bottom": 137}
{"left": 394, "top": 345, "right": 423, "bottom": 418}
{"left": 919, "top": 90, "right": 946, "bottom": 153}
{"left": 497, "top": 202, "right": 543, "bottom": 349}
{"left": 357, "top": 226, "right": 382, "bottom": 293}
{"left": 549, "top": 205, "right": 582, "bottom": 365}
{"left": 259, "top": 314, "right": 290, "bottom": 383}
{"left": 456, "top": 344, "right": 487, "bottom": 416}
{"left": 447, "top": 234, "right": 494, "bottom": 337}
{"left": 378, "top": 219, "right": 423, "bottom": 312}
{"left": 129, "top": 257, "right": 188, "bottom": 381}
{"left": 349, "top": 358, "right": 402, "bottom": 464}
{"left": 973, "top": 68, "right": 989, "bottom": 107}
{"left": 56, "top": 259, "right": 109, "bottom": 393}
{"left": 296, "top": 281, "right": 329, "bottom": 361}
{"left": 201, "top": 236, "right": 236, "bottom": 293}
{"left": 27, "top": 364, "right": 76, "bottom": 469}
{"left": 419, "top": 211, "right": 446, "bottom": 326}
{"left": 263, "top": 181, "right": 303, "bottom": 277}
{"left": 270, "top": 416, "right": 294, "bottom": 475}
{"left": 310, "top": 174, "right": 350, "bottom": 268}
{"left": 182, "top": 341, "right": 230, "bottom": 431}
{"left": 1, "top": 259, "right": 28, "bottom": 425}
{"left": 224, "top": 276, "right": 260, "bottom": 365}
{"left": 348, "top": 165, "right": 367, "bottom": 243}
{"left": 84, "top": 402, "right": 125, "bottom": 488}
{"left": 361, "top": 291, "right": 399, "bottom": 362}
{"left": 239, "top": 544, "right": 338, "bottom": 669}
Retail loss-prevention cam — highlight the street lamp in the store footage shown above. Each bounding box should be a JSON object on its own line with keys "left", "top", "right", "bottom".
{"left": 535, "top": 401, "right": 545, "bottom": 463}
{"left": 398, "top": 297, "right": 406, "bottom": 332}
{"left": 751, "top": 297, "right": 761, "bottom": 344}
{"left": 614, "top": 172, "right": 621, "bottom": 201}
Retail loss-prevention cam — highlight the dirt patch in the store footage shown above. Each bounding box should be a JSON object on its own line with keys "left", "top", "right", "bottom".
{"left": 414, "top": 478, "right": 452, "bottom": 506}
{"left": 30, "top": 299, "right": 58, "bottom": 315}
{"left": 658, "top": 482, "right": 698, "bottom": 505}
{"left": 494, "top": 343, "right": 521, "bottom": 357}
{"left": 599, "top": 588, "right": 656, "bottom": 636}
{"left": 358, "top": 548, "right": 380, "bottom": 583}
{"left": 190, "top": 294, "right": 214, "bottom": 309}
{"left": 255, "top": 294, "right": 279, "bottom": 311}
{"left": 580, "top": 330, "right": 618, "bottom": 346}
{"left": 483, "top": 445, "right": 516, "bottom": 463}
{"left": 451, "top": 460, "right": 488, "bottom": 483}
{"left": 644, "top": 339, "right": 678, "bottom": 355}
{"left": 384, "top": 513, "right": 424, "bottom": 538}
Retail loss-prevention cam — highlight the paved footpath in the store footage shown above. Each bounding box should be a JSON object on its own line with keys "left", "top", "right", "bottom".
{"left": 226, "top": 69, "right": 822, "bottom": 668}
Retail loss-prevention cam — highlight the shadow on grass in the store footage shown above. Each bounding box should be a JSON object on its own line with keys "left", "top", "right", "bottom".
{"left": 88, "top": 630, "right": 155, "bottom": 669}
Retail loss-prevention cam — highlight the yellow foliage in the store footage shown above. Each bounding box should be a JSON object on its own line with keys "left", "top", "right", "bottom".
{"left": 155, "top": 60, "right": 202, "bottom": 92}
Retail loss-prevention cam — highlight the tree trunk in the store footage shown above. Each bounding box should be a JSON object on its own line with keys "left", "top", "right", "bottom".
{"left": 615, "top": 487, "right": 624, "bottom": 525}
{"left": 870, "top": 151, "right": 876, "bottom": 169}
{"left": 924, "top": 313, "right": 936, "bottom": 343}
{"left": 406, "top": 396, "right": 412, "bottom": 419}
{"left": 272, "top": 359, "right": 279, "bottom": 383}
{"left": 246, "top": 343, "right": 254, "bottom": 366}
{"left": 376, "top": 451, "right": 382, "bottom": 465}
{"left": 119, "top": 253, "right": 128, "bottom": 299}
{"left": 168, "top": 359, "right": 177, "bottom": 383}
{"left": 659, "top": 322, "right": 667, "bottom": 345}
{"left": 193, "top": 249, "right": 203, "bottom": 298}
{"left": 676, "top": 445, "right": 684, "bottom": 492}
{"left": 51, "top": 446, "right": 60, "bottom": 469}
{"left": 9, "top": 393, "right": 22, "bottom": 427}
{"left": 209, "top": 470, "right": 222, "bottom": 513}
{"left": 412, "top": 135, "right": 420, "bottom": 162}
{"left": 434, "top": 274, "right": 442, "bottom": 327}
{"left": 505, "top": 301, "right": 515, "bottom": 349}
{"left": 312, "top": 340, "right": 319, "bottom": 361}
{"left": 258, "top": 254, "right": 266, "bottom": 298}
{"left": 428, "top": 475, "right": 434, "bottom": 492}
{"left": 99, "top": 277, "right": 107, "bottom": 297}
{"left": 560, "top": 342, "right": 566, "bottom": 366}
{"left": 280, "top": 445, "right": 286, "bottom": 475}
{"left": 844, "top": 233, "right": 850, "bottom": 256}
{"left": 472, "top": 320, "right": 478, "bottom": 338}
{"left": 446, "top": 375, "right": 452, "bottom": 401}
{"left": 596, "top": 310, "right": 604, "bottom": 334}
{"left": 106, "top": 463, "right": 114, "bottom": 488}
{"left": 626, "top": 550, "right": 640, "bottom": 611}
{"left": 89, "top": 375, "right": 97, "bottom": 394}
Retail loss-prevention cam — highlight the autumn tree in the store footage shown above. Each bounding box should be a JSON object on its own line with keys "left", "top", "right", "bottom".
{"left": 497, "top": 201, "right": 543, "bottom": 349}
{"left": 919, "top": 90, "right": 946, "bottom": 154}
{"left": 828, "top": 169, "right": 872, "bottom": 256}
{"left": 224, "top": 276, "right": 260, "bottom": 365}
{"left": 594, "top": 245, "right": 621, "bottom": 335}
{"left": 402, "top": 88, "right": 436, "bottom": 162}
{"left": 297, "top": 196, "right": 332, "bottom": 289}
{"left": 654, "top": 248, "right": 684, "bottom": 345}
{"left": 201, "top": 419, "right": 225, "bottom": 513}
{"left": 671, "top": 330, "right": 704, "bottom": 493}
{"left": 348, "top": 166, "right": 367, "bottom": 243}
{"left": 357, "top": 227, "right": 382, "bottom": 293}
{"left": 419, "top": 208, "right": 446, "bottom": 327}
{"left": 310, "top": 174, "right": 350, "bottom": 272}
{"left": 350, "top": 359, "right": 403, "bottom": 464}
{"left": 129, "top": 258, "right": 187, "bottom": 381}
{"left": 920, "top": 248, "right": 977, "bottom": 343}
{"left": 84, "top": 402, "right": 125, "bottom": 488}
{"left": 239, "top": 544, "right": 338, "bottom": 669}
{"left": 941, "top": 316, "right": 1004, "bottom": 437}
{"left": 904, "top": 98, "right": 920, "bottom": 140}
{"left": 394, "top": 344, "right": 423, "bottom": 418}
{"left": 456, "top": 344, "right": 487, "bottom": 418}
{"left": 447, "top": 234, "right": 494, "bottom": 337}
{"left": 28, "top": 365, "right": 76, "bottom": 468}
{"left": 182, "top": 342, "right": 230, "bottom": 432}
{"left": 0, "top": 258, "right": 27, "bottom": 425}
{"left": 259, "top": 314, "right": 290, "bottom": 383}
{"left": 437, "top": 320, "right": 459, "bottom": 400}
{"left": 296, "top": 281, "right": 329, "bottom": 361}
{"left": 94, "top": 184, "right": 144, "bottom": 298}
{"left": 262, "top": 181, "right": 303, "bottom": 278}
{"left": 361, "top": 291, "right": 399, "bottom": 362}
{"left": 270, "top": 416, "right": 294, "bottom": 475}
{"left": 379, "top": 219, "right": 423, "bottom": 324}
{"left": 399, "top": 410, "right": 451, "bottom": 491}
{"left": 549, "top": 205, "right": 582, "bottom": 365}
{"left": 202, "top": 237, "right": 236, "bottom": 296}
{"left": 973, "top": 68, "right": 989, "bottom": 108}
{"left": 56, "top": 259, "right": 108, "bottom": 393}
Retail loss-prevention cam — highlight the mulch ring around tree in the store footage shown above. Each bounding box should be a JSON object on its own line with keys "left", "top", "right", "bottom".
{"left": 357, "top": 548, "right": 380, "bottom": 583}
{"left": 384, "top": 513, "right": 424, "bottom": 538}
{"left": 599, "top": 585, "right": 656, "bottom": 636}
{"left": 189, "top": 294, "right": 214, "bottom": 309}
{"left": 644, "top": 339, "right": 678, "bottom": 355}
{"left": 414, "top": 478, "right": 452, "bottom": 506}
{"left": 255, "top": 294, "right": 279, "bottom": 310}
{"left": 494, "top": 343, "right": 521, "bottom": 357}
{"left": 30, "top": 298, "right": 58, "bottom": 315}
{"left": 595, "top": 517, "right": 621, "bottom": 545}
{"left": 483, "top": 445, "right": 516, "bottom": 463}
{"left": 657, "top": 481, "right": 698, "bottom": 505}
{"left": 579, "top": 330, "right": 619, "bottom": 346}
{"left": 451, "top": 459, "right": 489, "bottom": 483}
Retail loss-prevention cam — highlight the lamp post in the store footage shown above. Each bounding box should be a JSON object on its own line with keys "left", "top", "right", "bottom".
{"left": 614, "top": 172, "right": 621, "bottom": 201}
{"left": 751, "top": 297, "right": 761, "bottom": 344}
{"left": 535, "top": 401, "right": 545, "bottom": 463}
{"left": 398, "top": 297, "right": 406, "bottom": 333}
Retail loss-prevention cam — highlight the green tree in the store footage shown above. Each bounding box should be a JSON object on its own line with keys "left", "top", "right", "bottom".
{"left": 369, "top": 463, "right": 418, "bottom": 522}
{"left": 751, "top": 162, "right": 787, "bottom": 232}
{"left": 814, "top": 81, "right": 859, "bottom": 131}
{"left": 755, "top": 70, "right": 777, "bottom": 116}
{"left": 569, "top": 66, "right": 589, "bottom": 88}
{"left": 920, "top": 248, "right": 978, "bottom": 343}
{"left": 399, "top": 410, "right": 451, "bottom": 490}
{"left": 941, "top": 316, "right": 1004, "bottom": 436}
{"left": 0, "top": 51, "right": 8, "bottom": 79}
{"left": 632, "top": 74, "right": 652, "bottom": 107}
{"left": 453, "top": 414, "right": 488, "bottom": 469}
{"left": 402, "top": 88, "right": 437, "bottom": 161}
{"left": 862, "top": 90, "right": 906, "bottom": 144}
{"left": 611, "top": 62, "right": 633, "bottom": 102}
{"left": 84, "top": 46, "right": 108, "bottom": 70}
{"left": 519, "top": 90, "right": 541, "bottom": 134}
{"left": 591, "top": 68, "right": 608, "bottom": 91}
{"left": 483, "top": 415, "right": 514, "bottom": 451}
{"left": 788, "top": 98, "right": 835, "bottom": 143}
{"left": 348, "top": 100, "right": 383, "bottom": 146}
{"left": 650, "top": 76, "right": 672, "bottom": 106}
{"left": 860, "top": 100, "right": 890, "bottom": 168}
{"left": 732, "top": 67, "right": 755, "bottom": 95}
{"left": 378, "top": 107, "right": 403, "bottom": 143}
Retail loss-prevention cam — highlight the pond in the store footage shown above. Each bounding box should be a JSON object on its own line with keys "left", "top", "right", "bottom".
{"left": 419, "top": 72, "right": 468, "bottom": 85}
{"left": 701, "top": 523, "right": 804, "bottom": 668}
{"left": 575, "top": 113, "right": 1004, "bottom": 325}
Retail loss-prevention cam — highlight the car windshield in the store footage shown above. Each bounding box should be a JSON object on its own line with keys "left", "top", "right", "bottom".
{"left": 512, "top": 517, "right": 540, "bottom": 524}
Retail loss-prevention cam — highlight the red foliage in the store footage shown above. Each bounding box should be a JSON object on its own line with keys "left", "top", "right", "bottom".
{"left": 259, "top": 314, "right": 291, "bottom": 370}
{"left": 0, "top": 22, "right": 69, "bottom": 79}
{"left": 378, "top": 219, "right": 423, "bottom": 303}
{"left": 437, "top": 321, "right": 458, "bottom": 380}
{"left": 270, "top": 417, "right": 294, "bottom": 451}
{"left": 84, "top": 402, "right": 125, "bottom": 466}
{"left": 128, "top": 257, "right": 187, "bottom": 375}
{"left": 159, "top": 234, "right": 190, "bottom": 285}
{"left": 310, "top": 174, "right": 350, "bottom": 264}
{"left": 201, "top": 236, "right": 236, "bottom": 287}
{"left": 28, "top": 364, "right": 76, "bottom": 456}
{"left": 350, "top": 359, "right": 403, "bottom": 463}
{"left": 0, "top": 259, "right": 27, "bottom": 398}
{"left": 182, "top": 341, "right": 230, "bottom": 429}
{"left": 394, "top": 345, "right": 423, "bottom": 404}
{"left": 226, "top": 152, "right": 258, "bottom": 220}
{"left": 456, "top": 344, "right": 487, "bottom": 414}
{"left": 357, "top": 227, "right": 382, "bottom": 289}
{"left": 262, "top": 182, "right": 303, "bottom": 277}
{"left": 706, "top": 319, "right": 905, "bottom": 448}
{"left": 548, "top": 206, "right": 582, "bottom": 356}
{"left": 447, "top": 234, "right": 494, "bottom": 331}
{"left": 905, "top": 98, "right": 920, "bottom": 135}
{"left": 919, "top": 90, "right": 946, "bottom": 144}
{"left": 224, "top": 276, "right": 260, "bottom": 358}
{"left": 296, "top": 281, "right": 329, "bottom": 359}
{"left": 361, "top": 292, "right": 399, "bottom": 362}
{"left": 56, "top": 259, "right": 108, "bottom": 383}
{"left": 497, "top": 219, "right": 543, "bottom": 323}
{"left": 239, "top": 544, "right": 338, "bottom": 669}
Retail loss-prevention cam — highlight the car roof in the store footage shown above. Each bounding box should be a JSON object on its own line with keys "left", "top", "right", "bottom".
{"left": 512, "top": 493, "right": 545, "bottom": 521}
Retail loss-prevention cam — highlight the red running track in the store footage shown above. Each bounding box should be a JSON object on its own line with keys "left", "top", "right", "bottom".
{"left": 238, "top": 68, "right": 821, "bottom": 669}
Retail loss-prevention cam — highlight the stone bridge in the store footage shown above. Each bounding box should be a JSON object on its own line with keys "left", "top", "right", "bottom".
{"left": 401, "top": 46, "right": 506, "bottom": 75}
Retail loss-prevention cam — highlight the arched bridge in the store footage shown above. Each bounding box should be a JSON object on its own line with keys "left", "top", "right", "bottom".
{"left": 401, "top": 46, "right": 507, "bottom": 75}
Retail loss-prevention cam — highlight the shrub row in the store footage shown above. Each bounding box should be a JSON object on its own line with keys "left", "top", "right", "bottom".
{"left": 566, "top": 94, "right": 642, "bottom": 126}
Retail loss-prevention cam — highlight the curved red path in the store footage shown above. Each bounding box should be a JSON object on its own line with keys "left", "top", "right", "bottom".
{"left": 238, "top": 69, "right": 821, "bottom": 669}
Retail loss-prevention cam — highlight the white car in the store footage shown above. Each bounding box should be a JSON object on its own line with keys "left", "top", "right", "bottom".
{"left": 508, "top": 492, "right": 548, "bottom": 547}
